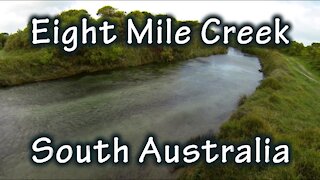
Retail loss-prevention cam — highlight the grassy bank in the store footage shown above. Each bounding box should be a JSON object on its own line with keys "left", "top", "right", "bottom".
{"left": 181, "top": 48, "right": 320, "bottom": 179}
{"left": 0, "top": 43, "right": 226, "bottom": 87}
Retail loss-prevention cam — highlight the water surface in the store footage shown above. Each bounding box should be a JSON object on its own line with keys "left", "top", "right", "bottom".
{"left": 0, "top": 48, "right": 262, "bottom": 179}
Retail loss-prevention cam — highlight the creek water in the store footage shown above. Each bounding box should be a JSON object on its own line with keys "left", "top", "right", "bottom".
{"left": 0, "top": 48, "right": 262, "bottom": 179}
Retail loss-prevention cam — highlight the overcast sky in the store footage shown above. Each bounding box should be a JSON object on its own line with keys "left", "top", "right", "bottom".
{"left": 0, "top": 1, "right": 319, "bottom": 45}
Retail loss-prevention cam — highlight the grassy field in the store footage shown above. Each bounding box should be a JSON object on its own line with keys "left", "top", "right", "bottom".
{"left": 181, "top": 48, "right": 320, "bottom": 179}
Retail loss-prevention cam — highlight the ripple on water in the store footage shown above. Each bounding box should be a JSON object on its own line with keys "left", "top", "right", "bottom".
{"left": 0, "top": 48, "right": 263, "bottom": 179}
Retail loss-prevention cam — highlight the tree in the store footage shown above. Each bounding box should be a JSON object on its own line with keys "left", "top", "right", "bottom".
{"left": 311, "top": 43, "right": 320, "bottom": 48}
{"left": 57, "top": 9, "right": 92, "bottom": 27}
{"left": 97, "top": 6, "right": 125, "bottom": 19}
{"left": 4, "top": 29, "right": 30, "bottom": 51}
{"left": 97, "top": 6, "right": 126, "bottom": 39}
{"left": 308, "top": 43, "right": 320, "bottom": 58}
{"left": 0, "top": 33, "right": 8, "bottom": 49}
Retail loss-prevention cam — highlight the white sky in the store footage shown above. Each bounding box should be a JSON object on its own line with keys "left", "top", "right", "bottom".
{"left": 0, "top": 1, "right": 319, "bottom": 45}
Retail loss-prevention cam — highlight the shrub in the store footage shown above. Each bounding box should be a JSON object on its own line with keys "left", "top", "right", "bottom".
{"left": 160, "top": 47, "right": 174, "bottom": 62}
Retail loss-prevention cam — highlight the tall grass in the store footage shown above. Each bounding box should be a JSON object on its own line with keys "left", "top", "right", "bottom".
{"left": 181, "top": 48, "right": 320, "bottom": 179}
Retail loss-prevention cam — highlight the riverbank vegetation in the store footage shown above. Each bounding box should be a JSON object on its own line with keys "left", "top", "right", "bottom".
{"left": 1, "top": 4, "right": 319, "bottom": 179}
{"left": 181, "top": 46, "right": 320, "bottom": 179}
{"left": 0, "top": 6, "right": 226, "bottom": 87}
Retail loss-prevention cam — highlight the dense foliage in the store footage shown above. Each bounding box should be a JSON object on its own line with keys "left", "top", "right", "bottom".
{"left": 0, "top": 6, "right": 226, "bottom": 86}
{"left": 280, "top": 41, "right": 320, "bottom": 71}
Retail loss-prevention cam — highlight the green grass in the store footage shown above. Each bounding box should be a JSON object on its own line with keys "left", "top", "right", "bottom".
{"left": 0, "top": 48, "right": 72, "bottom": 86}
{"left": 181, "top": 48, "right": 320, "bottom": 179}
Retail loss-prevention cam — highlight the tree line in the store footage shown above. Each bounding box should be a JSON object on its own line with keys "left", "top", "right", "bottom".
{"left": 0, "top": 6, "right": 226, "bottom": 86}
{"left": 280, "top": 41, "right": 320, "bottom": 71}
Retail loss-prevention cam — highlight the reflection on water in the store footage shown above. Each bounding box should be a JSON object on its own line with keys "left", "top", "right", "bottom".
{"left": 0, "top": 48, "right": 262, "bottom": 179}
